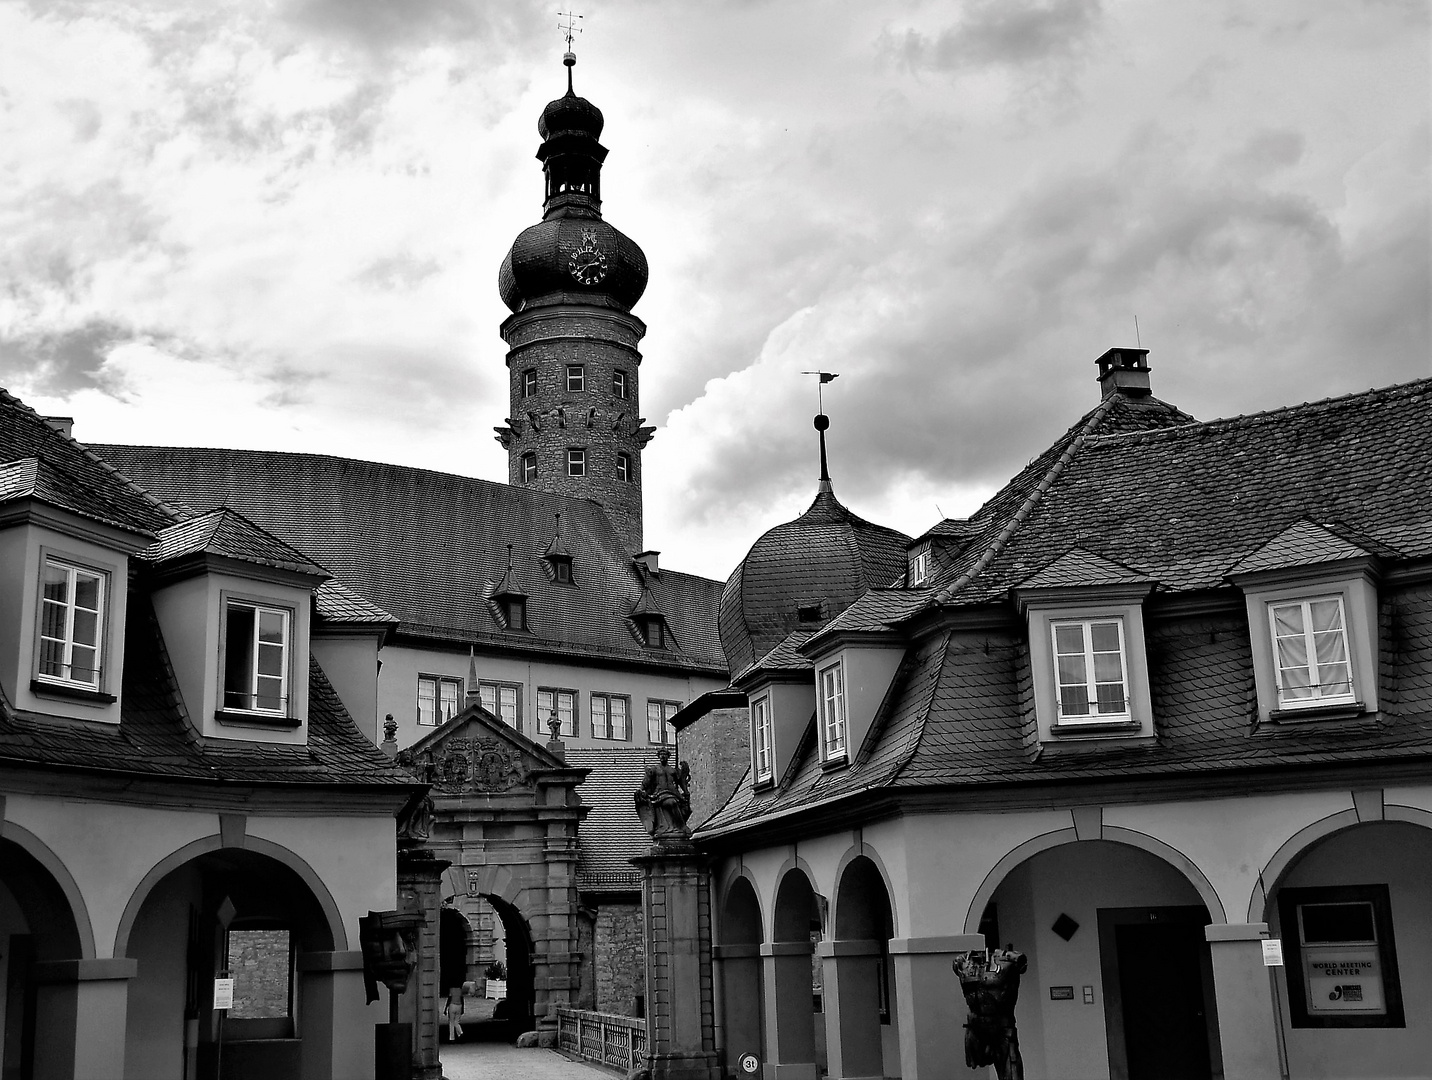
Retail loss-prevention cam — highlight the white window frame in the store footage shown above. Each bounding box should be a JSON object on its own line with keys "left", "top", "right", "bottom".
{"left": 751, "top": 695, "right": 773, "bottom": 782}
{"left": 591, "top": 692, "right": 630, "bottom": 740}
{"left": 647, "top": 699, "right": 680, "bottom": 745}
{"left": 613, "top": 369, "right": 629, "bottom": 399}
{"left": 1049, "top": 617, "right": 1132, "bottom": 723}
{"left": 538, "top": 687, "right": 577, "bottom": 737}
{"left": 522, "top": 369, "right": 538, "bottom": 397}
{"left": 521, "top": 452, "right": 537, "bottom": 483}
{"left": 616, "top": 452, "right": 631, "bottom": 483}
{"left": 909, "top": 543, "right": 931, "bottom": 587}
{"left": 567, "top": 448, "right": 586, "bottom": 477}
{"left": 417, "top": 673, "right": 463, "bottom": 726}
{"left": 36, "top": 557, "right": 107, "bottom": 690}
{"left": 1267, "top": 595, "right": 1357, "bottom": 708}
{"left": 479, "top": 680, "right": 522, "bottom": 731}
{"left": 818, "top": 661, "right": 847, "bottom": 761}
{"left": 222, "top": 600, "right": 291, "bottom": 716}
{"left": 566, "top": 364, "right": 585, "bottom": 392}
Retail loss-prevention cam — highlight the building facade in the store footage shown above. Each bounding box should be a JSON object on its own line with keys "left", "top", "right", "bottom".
{"left": 0, "top": 389, "right": 419, "bottom": 1080}
{"left": 689, "top": 354, "right": 1432, "bottom": 1080}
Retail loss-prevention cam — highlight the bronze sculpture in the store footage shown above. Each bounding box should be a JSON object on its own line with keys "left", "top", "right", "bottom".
{"left": 953, "top": 946, "right": 1028, "bottom": 1080}
{"left": 633, "top": 747, "right": 692, "bottom": 840}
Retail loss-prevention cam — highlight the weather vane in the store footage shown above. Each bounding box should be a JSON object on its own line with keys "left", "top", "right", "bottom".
{"left": 801, "top": 370, "right": 839, "bottom": 413}
{"left": 559, "top": 10, "right": 583, "bottom": 51}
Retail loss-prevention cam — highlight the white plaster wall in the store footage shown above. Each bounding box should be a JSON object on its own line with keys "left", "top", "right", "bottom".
{"left": 310, "top": 633, "right": 381, "bottom": 744}
{"left": 378, "top": 642, "right": 722, "bottom": 750}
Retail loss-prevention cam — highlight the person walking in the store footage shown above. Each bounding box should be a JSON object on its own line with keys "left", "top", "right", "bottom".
{"left": 445, "top": 985, "right": 465, "bottom": 1042}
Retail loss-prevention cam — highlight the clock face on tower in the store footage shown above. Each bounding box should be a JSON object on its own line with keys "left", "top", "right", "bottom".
{"left": 569, "top": 228, "right": 609, "bottom": 285}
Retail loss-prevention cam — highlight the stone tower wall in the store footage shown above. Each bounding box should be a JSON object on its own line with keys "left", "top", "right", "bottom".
{"left": 501, "top": 304, "right": 647, "bottom": 554}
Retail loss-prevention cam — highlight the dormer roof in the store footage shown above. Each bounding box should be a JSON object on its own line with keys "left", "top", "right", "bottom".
{"left": 1226, "top": 519, "right": 1386, "bottom": 578}
{"left": 142, "top": 507, "right": 330, "bottom": 582}
{"left": 1016, "top": 548, "right": 1155, "bottom": 592}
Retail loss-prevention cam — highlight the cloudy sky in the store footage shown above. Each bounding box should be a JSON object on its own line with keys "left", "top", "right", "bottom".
{"left": 2, "top": 0, "right": 1428, "bottom": 580}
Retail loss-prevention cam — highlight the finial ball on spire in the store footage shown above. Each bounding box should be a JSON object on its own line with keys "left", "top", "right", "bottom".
{"left": 564, "top": 51, "right": 576, "bottom": 67}
{"left": 814, "top": 414, "right": 830, "bottom": 432}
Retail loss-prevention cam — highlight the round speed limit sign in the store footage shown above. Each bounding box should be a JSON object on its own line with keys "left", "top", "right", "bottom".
{"left": 739, "top": 1053, "right": 760, "bottom": 1074}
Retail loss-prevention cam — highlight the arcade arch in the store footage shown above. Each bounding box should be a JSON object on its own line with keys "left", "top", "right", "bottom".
{"left": 716, "top": 874, "right": 764, "bottom": 1073}
{"left": 767, "top": 868, "right": 825, "bottom": 1079}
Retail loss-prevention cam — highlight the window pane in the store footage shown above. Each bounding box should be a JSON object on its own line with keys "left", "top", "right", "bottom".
{"left": 73, "top": 572, "right": 101, "bottom": 611}
{"left": 225, "top": 606, "right": 256, "bottom": 707}
{"left": 559, "top": 691, "right": 574, "bottom": 735}
{"left": 1089, "top": 621, "right": 1121, "bottom": 653}
{"left": 72, "top": 609, "right": 99, "bottom": 649}
{"left": 1094, "top": 683, "right": 1126, "bottom": 713}
{"left": 255, "top": 675, "right": 284, "bottom": 712}
{"left": 258, "top": 609, "right": 284, "bottom": 644}
{"left": 1273, "top": 603, "right": 1306, "bottom": 637}
{"left": 38, "top": 639, "right": 64, "bottom": 679}
{"left": 1059, "top": 685, "right": 1090, "bottom": 715}
{"left": 418, "top": 678, "right": 438, "bottom": 725}
{"left": 69, "top": 645, "right": 98, "bottom": 685}
{"left": 1309, "top": 599, "right": 1344, "bottom": 634}
{"left": 1301, "top": 902, "right": 1376, "bottom": 944}
{"left": 40, "top": 599, "right": 66, "bottom": 641}
{"left": 1093, "top": 651, "right": 1124, "bottom": 684}
{"left": 440, "top": 680, "right": 459, "bottom": 720}
{"left": 257, "top": 642, "right": 283, "bottom": 678}
{"left": 612, "top": 697, "right": 628, "bottom": 739}
{"left": 42, "top": 563, "right": 68, "bottom": 601}
{"left": 1054, "top": 624, "right": 1085, "bottom": 654}
{"left": 1057, "top": 654, "right": 1087, "bottom": 687}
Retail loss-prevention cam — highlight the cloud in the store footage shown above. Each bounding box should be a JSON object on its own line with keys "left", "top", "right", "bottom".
{"left": 280, "top": 0, "right": 540, "bottom": 55}
{"left": 0, "top": 319, "right": 134, "bottom": 395}
{"left": 883, "top": 0, "right": 1104, "bottom": 71}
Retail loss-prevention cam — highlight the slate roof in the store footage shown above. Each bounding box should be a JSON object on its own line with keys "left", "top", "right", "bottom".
{"left": 0, "top": 389, "right": 175, "bottom": 537}
{"left": 567, "top": 746, "right": 654, "bottom": 891}
{"left": 316, "top": 579, "right": 398, "bottom": 627}
{"left": 719, "top": 483, "right": 911, "bottom": 674}
{"left": 142, "top": 507, "right": 330, "bottom": 579}
{"left": 93, "top": 445, "right": 726, "bottom": 674}
{"left": 700, "top": 378, "right": 1432, "bottom": 840}
{"left": 0, "top": 597, "right": 417, "bottom": 791}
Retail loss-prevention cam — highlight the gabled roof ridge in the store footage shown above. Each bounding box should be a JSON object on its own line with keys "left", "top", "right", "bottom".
{"left": 930, "top": 393, "right": 1121, "bottom": 605}
{"left": 1083, "top": 376, "right": 1432, "bottom": 449}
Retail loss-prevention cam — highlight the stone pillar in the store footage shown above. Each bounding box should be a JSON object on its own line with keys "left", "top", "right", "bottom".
{"left": 819, "top": 939, "right": 884, "bottom": 1080}
{"left": 31, "top": 958, "right": 135, "bottom": 1080}
{"left": 635, "top": 846, "right": 721, "bottom": 1080}
{"left": 1205, "top": 923, "right": 1283, "bottom": 1080}
{"left": 713, "top": 944, "right": 763, "bottom": 1076}
{"left": 889, "top": 934, "right": 986, "bottom": 1080}
{"left": 759, "top": 941, "right": 817, "bottom": 1080}
{"left": 398, "top": 849, "right": 452, "bottom": 1080}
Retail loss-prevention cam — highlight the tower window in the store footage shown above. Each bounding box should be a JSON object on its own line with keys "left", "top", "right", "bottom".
{"left": 566, "top": 365, "right": 585, "bottom": 393}
{"left": 616, "top": 453, "right": 632, "bottom": 483}
{"left": 521, "top": 453, "right": 537, "bottom": 483}
{"left": 613, "top": 370, "right": 629, "bottom": 399}
{"left": 567, "top": 449, "right": 586, "bottom": 477}
{"left": 522, "top": 369, "right": 537, "bottom": 397}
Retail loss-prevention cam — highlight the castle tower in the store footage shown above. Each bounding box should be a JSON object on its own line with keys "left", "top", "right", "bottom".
{"left": 495, "top": 51, "right": 653, "bottom": 555}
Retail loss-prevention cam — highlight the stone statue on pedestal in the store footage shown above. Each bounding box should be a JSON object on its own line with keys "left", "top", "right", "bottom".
{"left": 953, "top": 946, "right": 1028, "bottom": 1080}
{"left": 634, "top": 747, "right": 692, "bottom": 841}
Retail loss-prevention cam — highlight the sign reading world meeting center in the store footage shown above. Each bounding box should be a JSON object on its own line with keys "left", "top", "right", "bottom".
{"left": 1304, "top": 947, "right": 1384, "bottom": 1015}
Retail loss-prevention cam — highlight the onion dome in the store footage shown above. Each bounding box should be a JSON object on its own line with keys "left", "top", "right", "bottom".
{"left": 498, "top": 51, "right": 648, "bottom": 314}
{"left": 718, "top": 415, "right": 911, "bottom": 674}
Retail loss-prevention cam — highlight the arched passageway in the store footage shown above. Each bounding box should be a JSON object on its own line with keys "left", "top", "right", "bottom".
{"left": 768, "top": 869, "right": 824, "bottom": 1080}
{"left": 825, "top": 855, "right": 897, "bottom": 1080}
{"left": 716, "top": 876, "right": 764, "bottom": 1073}
{"left": 1263, "top": 819, "right": 1432, "bottom": 1080}
{"left": 122, "top": 846, "right": 337, "bottom": 1080}
{"left": 439, "top": 905, "right": 474, "bottom": 996}
{"left": 984, "top": 838, "right": 1218, "bottom": 1080}
{"left": 481, "top": 894, "right": 535, "bottom": 1041}
{"left": 0, "top": 835, "right": 87, "bottom": 1080}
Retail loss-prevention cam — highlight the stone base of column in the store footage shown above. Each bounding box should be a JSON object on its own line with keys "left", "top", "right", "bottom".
{"left": 642, "top": 1050, "right": 722, "bottom": 1080}
{"left": 398, "top": 847, "right": 452, "bottom": 1080}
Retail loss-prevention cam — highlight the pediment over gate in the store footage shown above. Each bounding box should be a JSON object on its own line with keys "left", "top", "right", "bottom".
{"left": 396, "top": 705, "right": 583, "bottom": 797}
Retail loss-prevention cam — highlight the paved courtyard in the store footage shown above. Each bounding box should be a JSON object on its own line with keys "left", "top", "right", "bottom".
{"left": 439, "top": 1042, "right": 618, "bottom": 1080}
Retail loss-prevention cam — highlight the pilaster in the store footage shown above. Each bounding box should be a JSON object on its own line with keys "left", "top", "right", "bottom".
{"left": 398, "top": 849, "right": 452, "bottom": 1080}
{"left": 1205, "top": 923, "right": 1283, "bottom": 1080}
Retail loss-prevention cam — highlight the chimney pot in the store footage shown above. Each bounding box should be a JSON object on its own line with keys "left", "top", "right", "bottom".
{"left": 1094, "top": 348, "right": 1151, "bottom": 399}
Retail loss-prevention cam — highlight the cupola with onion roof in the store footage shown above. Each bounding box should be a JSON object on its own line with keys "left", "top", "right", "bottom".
{"left": 494, "top": 48, "right": 654, "bottom": 556}
{"left": 719, "top": 411, "right": 912, "bottom": 675}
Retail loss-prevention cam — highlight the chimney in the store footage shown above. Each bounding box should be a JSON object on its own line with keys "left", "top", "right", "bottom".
{"left": 42, "top": 416, "right": 74, "bottom": 438}
{"left": 634, "top": 550, "right": 660, "bottom": 575}
{"left": 1094, "top": 348, "right": 1151, "bottom": 399}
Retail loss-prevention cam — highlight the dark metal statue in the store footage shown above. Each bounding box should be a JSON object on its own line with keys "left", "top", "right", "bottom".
{"left": 953, "top": 946, "right": 1028, "bottom": 1080}
{"left": 633, "top": 747, "right": 692, "bottom": 840}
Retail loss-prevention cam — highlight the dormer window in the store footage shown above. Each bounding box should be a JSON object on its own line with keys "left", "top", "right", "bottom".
{"left": 554, "top": 560, "right": 572, "bottom": 584}
{"left": 642, "top": 617, "right": 666, "bottom": 648}
{"left": 503, "top": 596, "right": 527, "bottom": 631}
{"left": 909, "top": 542, "right": 931, "bottom": 587}
{"left": 1051, "top": 618, "right": 1130, "bottom": 722}
{"left": 1269, "top": 597, "right": 1355, "bottom": 707}
{"left": 818, "top": 661, "right": 847, "bottom": 762}
{"left": 796, "top": 600, "right": 824, "bottom": 623}
{"left": 566, "top": 365, "right": 585, "bottom": 392}
{"left": 37, "top": 557, "right": 106, "bottom": 690}
{"left": 223, "top": 600, "right": 290, "bottom": 715}
{"left": 751, "top": 695, "right": 773, "bottom": 783}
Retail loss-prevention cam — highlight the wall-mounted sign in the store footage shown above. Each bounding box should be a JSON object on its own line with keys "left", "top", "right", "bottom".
{"left": 213, "top": 978, "right": 235, "bottom": 1011}
{"left": 1049, "top": 985, "right": 1075, "bottom": 1000}
{"left": 739, "top": 1053, "right": 760, "bottom": 1074}
{"left": 1304, "top": 947, "right": 1384, "bottom": 1015}
{"left": 1262, "top": 939, "right": 1284, "bottom": 967}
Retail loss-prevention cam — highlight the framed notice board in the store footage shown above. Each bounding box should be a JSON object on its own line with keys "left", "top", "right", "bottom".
{"left": 1277, "top": 884, "right": 1404, "bottom": 1028}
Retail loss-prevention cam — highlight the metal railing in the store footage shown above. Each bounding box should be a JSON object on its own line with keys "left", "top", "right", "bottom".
{"left": 555, "top": 1006, "right": 647, "bottom": 1071}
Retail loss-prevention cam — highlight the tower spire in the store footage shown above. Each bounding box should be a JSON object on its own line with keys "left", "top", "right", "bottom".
{"left": 559, "top": 10, "right": 583, "bottom": 92}
{"left": 802, "top": 371, "right": 840, "bottom": 491}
